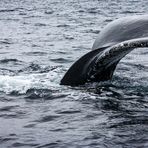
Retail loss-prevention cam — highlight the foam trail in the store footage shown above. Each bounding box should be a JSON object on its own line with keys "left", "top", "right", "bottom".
{"left": 0, "top": 68, "right": 62, "bottom": 94}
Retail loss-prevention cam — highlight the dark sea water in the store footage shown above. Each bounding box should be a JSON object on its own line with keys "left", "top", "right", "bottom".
{"left": 0, "top": 0, "right": 148, "bottom": 147}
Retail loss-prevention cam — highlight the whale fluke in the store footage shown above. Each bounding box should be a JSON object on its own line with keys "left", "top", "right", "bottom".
{"left": 61, "top": 38, "right": 148, "bottom": 86}
{"left": 60, "top": 47, "right": 108, "bottom": 86}
{"left": 60, "top": 15, "right": 148, "bottom": 86}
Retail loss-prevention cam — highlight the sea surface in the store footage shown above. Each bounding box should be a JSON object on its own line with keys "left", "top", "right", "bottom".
{"left": 0, "top": 0, "right": 148, "bottom": 148}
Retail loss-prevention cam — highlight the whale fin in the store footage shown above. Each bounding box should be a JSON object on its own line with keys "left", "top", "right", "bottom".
{"left": 61, "top": 37, "right": 148, "bottom": 86}
{"left": 88, "top": 37, "right": 148, "bottom": 83}
{"left": 60, "top": 47, "right": 108, "bottom": 86}
{"left": 87, "top": 61, "right": 120, "bottom": 82}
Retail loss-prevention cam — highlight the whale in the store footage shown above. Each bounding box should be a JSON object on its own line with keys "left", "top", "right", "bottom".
{"left": 60, "top": 15, "right": 148, "bottom": 86}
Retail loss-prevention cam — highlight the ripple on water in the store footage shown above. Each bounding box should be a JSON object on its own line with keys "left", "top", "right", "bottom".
{"left": 0, "top": 59, "right": 23, "bottom": 64}
{"left": 23, "top": 51, "right": 47, "bottom": 56}
{"left": 50, "top": 58, "right": 73, "bottom": 63}
{"left": 0, "top": 39, "right": 12, "bottom": 45}
{"left": 35, "top": 115, "right": 60, "bottom": 123}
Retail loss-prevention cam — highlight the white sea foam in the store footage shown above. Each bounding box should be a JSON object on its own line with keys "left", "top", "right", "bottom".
{"left": 0, "top": 68, "right": 62, "bottom": 94}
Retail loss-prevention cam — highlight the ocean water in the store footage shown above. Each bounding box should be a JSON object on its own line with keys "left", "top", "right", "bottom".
{"left": 0, "top": 0, "right": 148, "bottom": 147}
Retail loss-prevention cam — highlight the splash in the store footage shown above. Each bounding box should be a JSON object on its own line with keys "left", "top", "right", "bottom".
{"left": 0, "top": 68, "right": 62, "bottom": 94}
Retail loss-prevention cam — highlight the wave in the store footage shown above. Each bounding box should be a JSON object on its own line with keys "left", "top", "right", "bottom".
{"left": 0, "top": 59, "right": 23, "bottom": 64}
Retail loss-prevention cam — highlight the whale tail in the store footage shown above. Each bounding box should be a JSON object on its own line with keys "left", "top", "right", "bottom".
{"left": 60, "top": 47, "right": 108, "bottom": 86}
{"left": 60, "top": 38, "right": 148, "bottom": 86}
